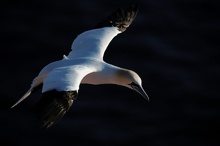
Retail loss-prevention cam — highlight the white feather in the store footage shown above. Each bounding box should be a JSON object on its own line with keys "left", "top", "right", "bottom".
{"left": 11, "top": 74, "right": 47, "bottom": 108}
{"left": 67, "top": 27, "right": 120, "bottom": 60}
{"left": 43, "top": 65, "right": 94, "bottom": 92}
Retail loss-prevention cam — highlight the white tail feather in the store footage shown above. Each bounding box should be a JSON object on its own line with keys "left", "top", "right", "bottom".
{"left": 11, "top": 88, "right": 32, "bottom": 108}
{"left": 11, "top": 74, "right": 47, "bottom": 108}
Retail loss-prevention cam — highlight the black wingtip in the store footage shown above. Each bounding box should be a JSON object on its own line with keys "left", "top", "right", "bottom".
{"left": 35, "top": 90, "right": 77, "bottom": 128}
{"left": 95, "top": 3, "right": 139, "bottom": 32}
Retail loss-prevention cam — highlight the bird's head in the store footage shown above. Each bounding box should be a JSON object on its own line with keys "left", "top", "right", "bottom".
{"left": 115, "top": 69, "right": 149, "bottom": 101}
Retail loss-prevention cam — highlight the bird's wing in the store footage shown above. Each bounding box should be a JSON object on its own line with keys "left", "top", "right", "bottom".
{"left": 35, "top": 89, "right": 77, "bottom": 128}
{"left": 11, "top": 58, "right": 95, "bottom": 108}
{"left": 67, "top": 4, "right": 139, "bottom": 60}
{"left": 35, "top": 64, "right": 95, "bottom": 128}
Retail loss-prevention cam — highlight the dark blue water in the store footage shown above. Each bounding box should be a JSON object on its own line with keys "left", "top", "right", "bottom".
{"left": 1, "top": 0, "right": 220, "bottom": 145}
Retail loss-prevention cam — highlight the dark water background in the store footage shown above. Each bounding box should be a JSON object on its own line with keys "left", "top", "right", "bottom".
{"left": 1, "top": 0, "right": 220, "bottom": 145}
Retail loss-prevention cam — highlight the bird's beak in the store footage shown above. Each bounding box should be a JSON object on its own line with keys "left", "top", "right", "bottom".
{"left": 130, "top": 83, "right": 150, "bottom": 101}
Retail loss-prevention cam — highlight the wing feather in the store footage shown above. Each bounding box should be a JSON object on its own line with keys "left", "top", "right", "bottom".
{"left": 35, "top": 90, "right": 77, "bottom": 128}
{"left": 95, "top": 4, "right": 139, "bottom": 32}
{"left": 67, "top": 27, "right": 120, "bottom": 60}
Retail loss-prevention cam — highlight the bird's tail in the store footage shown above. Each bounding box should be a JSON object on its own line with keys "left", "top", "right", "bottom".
{"left": 11, "top": 88, "right": 33, "bottom": 108}
{"left": 11, "top": 74, "right": 46, "bottom": 108}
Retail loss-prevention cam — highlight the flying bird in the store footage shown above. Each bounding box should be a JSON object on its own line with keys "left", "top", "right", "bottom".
{"left": 11, "top": 4, "right": 149, "bottom": 128}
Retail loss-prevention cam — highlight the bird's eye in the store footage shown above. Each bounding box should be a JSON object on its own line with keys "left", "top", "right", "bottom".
{"left": 129, "top": 82, "right": 138, "bottom": 89}
{"left": 129, "top": 82, "right": 137, "bottom": 86}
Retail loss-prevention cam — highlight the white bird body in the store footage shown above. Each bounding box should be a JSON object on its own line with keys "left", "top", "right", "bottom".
{"left": 41, "top": 58, "right": 105, "bottom": 92}
{"left": 12, "top": 4, "right": 149, "bottom": 128}
{"left": 33, "top": 26, "right": 120, "bottom": 93}
{"left": 35, "top": 57, "right": 133, "bottom": 91}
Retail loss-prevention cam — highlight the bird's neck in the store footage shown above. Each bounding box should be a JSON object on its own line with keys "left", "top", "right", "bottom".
{"left": 81, "top": 64, "right": 128, "bottom": 87}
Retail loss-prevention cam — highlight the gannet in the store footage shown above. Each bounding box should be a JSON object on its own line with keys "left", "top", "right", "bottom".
{"left": 11, "top": 4, "right": 149, "bottom": 128}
